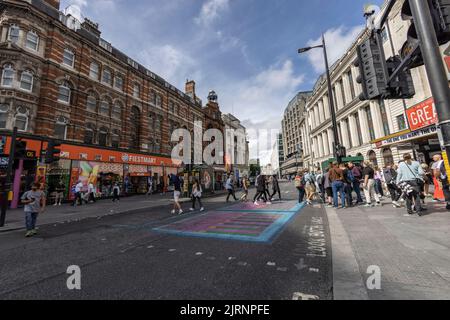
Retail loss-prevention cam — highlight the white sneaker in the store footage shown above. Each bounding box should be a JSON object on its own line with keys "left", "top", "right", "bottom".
{"left": 171, "top": 210, "right": 176, "bottom": 214}
{"left": 190, "top": 208, "right": 194, "bottom": 211}
{"left": 179, "top": 210, "right": 183, "bottom": 215}
{"left": 254, "top": 201, "right": 259, "bottom": 206}
{"left": 200, "top": 207, "right": 205, "bottom": 212}
{"left": 53, "top": 204, "right": 57, "bottom": 206}
{"left": 266, "top": 202, "right": 272, "bottom": 205}
{"left": 392, "top": 201, "right": 401, "bottom": 208}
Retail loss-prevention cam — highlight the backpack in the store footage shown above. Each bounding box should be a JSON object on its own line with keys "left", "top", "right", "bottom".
{"left": 347, "top": 169, "right": 355, "bottom": 183}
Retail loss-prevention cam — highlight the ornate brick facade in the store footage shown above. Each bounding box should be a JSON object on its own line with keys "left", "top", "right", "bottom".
{"left": 0, "top": 0, "right": 223, "bottom": 159}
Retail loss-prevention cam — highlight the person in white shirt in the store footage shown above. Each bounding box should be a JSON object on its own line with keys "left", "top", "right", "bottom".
{"left": 88, "top": 182, "right": 96, "bottom": 203}
{"left": 72, "top": 181, "right": 84, "bottom": 206}
{"left": 190, "top": 179, "right": 204, "bottom": 212}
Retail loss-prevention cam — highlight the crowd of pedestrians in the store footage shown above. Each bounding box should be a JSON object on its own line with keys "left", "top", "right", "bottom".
{"left": 293, "top": 152, "right": 450, "bottom": 216}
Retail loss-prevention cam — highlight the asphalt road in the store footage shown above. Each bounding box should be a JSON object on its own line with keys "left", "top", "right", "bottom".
{"left": 0, "top": 182, "right": 332, "bottom": 300}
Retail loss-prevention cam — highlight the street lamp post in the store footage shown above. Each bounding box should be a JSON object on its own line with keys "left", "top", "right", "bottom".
{"left": 299, "top": 34, "right": 342, "bottom": 163}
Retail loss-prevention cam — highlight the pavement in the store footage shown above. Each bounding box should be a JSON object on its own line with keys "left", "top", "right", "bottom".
{"left": 327, "top": 198, "right": 450, "bottom": 300}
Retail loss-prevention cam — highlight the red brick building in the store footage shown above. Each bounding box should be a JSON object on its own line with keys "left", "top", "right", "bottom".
{"left": 0, "top": 0, "right": 225, "bottom": 201}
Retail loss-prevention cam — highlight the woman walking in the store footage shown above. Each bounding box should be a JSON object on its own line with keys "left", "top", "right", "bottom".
{"left": 254, "top": 174, "right": 268, "bottom": 205}
{"left": 190, "top": 179, "right": 204, "bottom": 212}
{"left": 240, "top": 175, "right": 250, "bottom": 202}
{"left": 270, "top": 175, "right": 281, "bottom": 202}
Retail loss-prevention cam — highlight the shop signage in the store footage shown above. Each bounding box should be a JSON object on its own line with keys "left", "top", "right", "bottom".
{"left": 406, "top": 98, "right": 437, "bottom": 131}
{"left": 375, "top": 125, "right": 437, "bottom": 148}
{"left": 121, "top": 153, "right": 157, "bottom": 165}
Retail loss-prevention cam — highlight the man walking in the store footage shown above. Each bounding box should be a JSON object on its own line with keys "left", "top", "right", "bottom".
{"left": 21, "top": 183, "right": 46, "bottom": 237}
{"left": 384, "top": 164, "right": 401, "bottom": 207}
{"left": 304, "top": 169, "right": 316, "bottom": 205}
{"left": 54, "top": 180, "right": 65, "bottom": 206}
{"left": 294, "top": 170, "right": 306, "bottom": 203}
{"left": 72, "top": 180, "right": 83, "bottom": 207}
{"left": 396, "top": 153, "right": 425, "bottom": 215}
{"left": 362, "top": 161, "right": 381, "bottom": 207}
{"left": 225, "top": 174, "right": 238, "bottom": 202}
{"left": 88, "top": 181, "right": 96, "bottom": 203}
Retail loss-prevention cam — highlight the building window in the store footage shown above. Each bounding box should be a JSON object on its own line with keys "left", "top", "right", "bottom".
{"left": 99, "top": 100, "right": 110, "bottom": 116}
{"left": 102, "top": 67, "right": 112, "bottom": 85}
{"left": 89, "top": 62, "right": 99, "bottom": 80}
{"left": 169, "top": 101, "right": 175, "bottom": 113}
{"left": 25, "top": 31, "right": 39, "bottom": 51}
{"left": 111, "top": 130, "right": 120, "bottom": 148}
{"left": 86, "top": 95, "right": 97, "bottom": 112}
{"left": 20, "top": 70, "right": 33, "bottom": 92}
{"left": 58, "top": 81, "right": 71, "bottom": 104}
{"left": 84, "top": 126, "right": 94, "bottom": 144}
{"left": 397, "top": 114, "right": 407, "bottom": 131}
{"left": 380, "top": 100, "right": 390, "bottom": 136}
{"left": 149, "top": 90, "right": 156, "bottom": 106}
{"left": 0, "top": 104, "right": 9, "bottom": 128}
{"left": 156, "top": 94, "right": 162, "bottom": 108}
{"left": 354, "top": 113, "right": 363, "bottom": 146}
{"left": 381, "top": 27, "right": 389, "bottom": 43}
{"left": 15, "top": 114, "right": 28, "bottom": 131}
{"left": 54, "top": 118, "right": 67, "bottom": 140}
{"left": 365, "top": 106, "right": 376, "bottom": 141}
{"left": 98, "top": 127, "right": 108, "bottom": 146}
{"left": 1, "top": 64, "right": 14, "bottom": 87}
{"left": 133, "top": 83, "right": 140, "bottom": 98}
{"left": 114, "top": 75, "right": 123, "bottom": 90}
{"left": 112, "top": 102, "right": 121, "bottom": 119}
{"left": 62, "top": 49, "right": 75, "bottom": 68}
{"left": 347, "top": 69, "right": 355, "bottom": 101}
{"left": 8, "top": 25, "right": 20, "bottom": 43}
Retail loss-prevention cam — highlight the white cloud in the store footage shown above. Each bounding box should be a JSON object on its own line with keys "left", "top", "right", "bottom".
{"left": 195, "top": 0, "right": 230, "bottom": 26}
{"left": 137, "top": 45, "right": 202, "bottom": 87}
{"left": 212, "top": 60, "right": 304, "bottom": 165}
{"left": 305, "top": 25, "right": 364, "bottom": 74}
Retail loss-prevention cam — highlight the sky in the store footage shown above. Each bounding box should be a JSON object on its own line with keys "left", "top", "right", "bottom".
{"left": 60, "top": 0, "right": 384, "bottom": 165}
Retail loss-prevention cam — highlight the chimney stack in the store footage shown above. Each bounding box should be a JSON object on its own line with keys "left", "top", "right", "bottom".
{"left": 185, "top": 80, "right": 196, "bottom": 99}
{"left": 43, "top": 0, "right": 60, "bottom": 10}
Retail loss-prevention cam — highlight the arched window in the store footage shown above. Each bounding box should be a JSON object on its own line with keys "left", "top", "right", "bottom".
{"left": 86, "top": 95, "right": 97, "bottom": 113}
{"left": 112, "top": 101, "right": 122, "bottom": 119}
{"left": 1, "top": 64, "right": 15, "bottom": 87}
{"left": 129, "top": 106, "right": 140, "bottom": 149}
{"left": 98, "top": 127, "right": 109, "bottom": 146}
{"left": 58, "top": 81, "right": 71, "bottom": 104}
{"left": 8, "top": 25, "right": 19, "bottom": 43}
{"left": 25, "top": 31, "right": 39, "bottom": 51}
{"left": 368, "top": 150, "right": 378, "bottom": 166}
{"left": 89, "top": 61, "right": 99, "bottom": 80}
{"left": 54, "top": 116, "right": 68, "bottom": 140}
{"left": 382, "top": 148, "right": 394, "bottom": 166}
{"left": 0, "top": 104, "right": 9, "bottom": 129}
{"left": 20, "top": 70, "right": 33, "bottom": 91}
{"left": 111, "top": 129, "right": 120, "bottom": 148}
{"left": 99, "top": 99, "right": 110, "bottom": 116}
{"left": 84, "top": 124, "right": 95, "bottom": 144}
{"left": 15, "top": 106, "right": 28, "bottom": 131}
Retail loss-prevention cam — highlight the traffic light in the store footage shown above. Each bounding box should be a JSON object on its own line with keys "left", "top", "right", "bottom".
{"left": 385, "top": 56, "right": 416, "bottom": 99}
{"left": 14, "top": 140, "right": 26, "bottom": 159}
{"left": 45, "top": 140, "right": 61, "bottom": 164}
{"left": 401, "top": 0, "right": 450, "bottom": 67}
{"left": 354, "top": 36, "right": 389, "bottom": 101}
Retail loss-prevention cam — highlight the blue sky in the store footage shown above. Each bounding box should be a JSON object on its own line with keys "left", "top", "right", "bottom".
{"left": 60, "top": 0, "right": 384, "bottom": 164}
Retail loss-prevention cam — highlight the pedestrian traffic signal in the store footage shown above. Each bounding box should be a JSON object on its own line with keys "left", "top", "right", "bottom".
{"left": 13, "top": 140, "right": 27, "bottom": 159}
{"left": 354, "top": 36, "right": 389, "bottom": 101}
{"left": 401, "top": 0, "right": 450, "bottom": 68}
{"left": 45, "top": 140, "right": 61, "bottom": 164}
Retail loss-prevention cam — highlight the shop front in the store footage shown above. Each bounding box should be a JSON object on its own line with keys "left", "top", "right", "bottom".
{"left": 0, "top": 135, "right": 180, "bottom": 205}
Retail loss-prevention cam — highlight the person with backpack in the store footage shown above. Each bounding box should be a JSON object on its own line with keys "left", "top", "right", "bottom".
{"left": 315, "top": 169, "right": 325, "bottom": 202}
{"left": 294, "top": 169, "right": 306, "bottom": 203}
{"left": 190, "top": 179, "right": 204, "bottom": 212}
{"left": 396, "top": 153, "right": 426, "bottom": 215}
{"left": 383, "top": 164, "right": 401, "bottom": 208}
{"left": 254, "top": 174, "right": 269, "bottom": 205}
{"left": 348, "top": 162, "right": 364, "bottom": 205}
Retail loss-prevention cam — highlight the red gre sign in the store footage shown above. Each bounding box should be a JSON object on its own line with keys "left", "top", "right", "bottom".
{"left": 406, "top": 98, "right": 437, "bottom": 131}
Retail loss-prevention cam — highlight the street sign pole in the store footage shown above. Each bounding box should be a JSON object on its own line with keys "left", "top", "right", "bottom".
{"left": 0, "top": 127, "right": 18, "bottom": 227}
{"left": 409, "top": 0, "right": 450, "bottom": 176}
